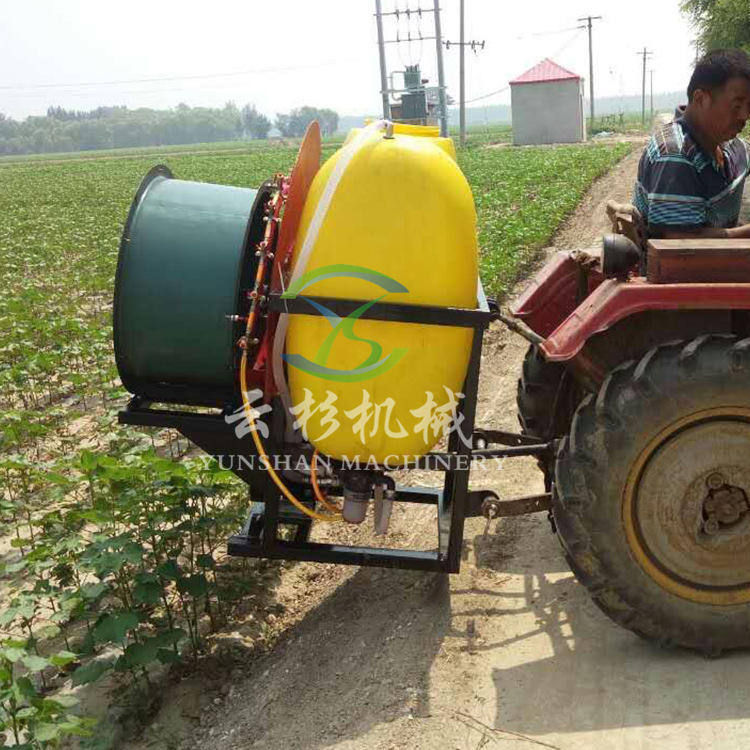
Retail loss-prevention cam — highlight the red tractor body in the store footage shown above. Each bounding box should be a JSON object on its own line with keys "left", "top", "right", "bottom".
{"left": 512, "top": 246, "right": 750, "bottom": 363}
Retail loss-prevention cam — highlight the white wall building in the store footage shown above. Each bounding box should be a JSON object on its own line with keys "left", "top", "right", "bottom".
{"left": 510, "top": 58, "right": 586, "bottom": 146}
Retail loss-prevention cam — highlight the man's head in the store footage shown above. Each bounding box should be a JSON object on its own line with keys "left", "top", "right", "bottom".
{"left": 686, "top": 49, "right": 750, "bottom": 144}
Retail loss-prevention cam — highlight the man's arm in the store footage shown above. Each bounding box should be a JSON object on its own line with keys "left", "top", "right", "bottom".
{"left": 657, "top": 134, "right": 750, "bottom": 238}
{"left": 660, "top": 224, "right": 750, "bottom": 239}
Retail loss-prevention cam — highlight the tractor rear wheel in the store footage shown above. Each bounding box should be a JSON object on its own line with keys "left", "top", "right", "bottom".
{"left": 555, "top": 335, "right": 750, "bottom": 654}
{"left": 517, "top": 345, "right": 565, "bottom": 439}
{"left": 517, "top": 345, "right": 576, "bottom": 482}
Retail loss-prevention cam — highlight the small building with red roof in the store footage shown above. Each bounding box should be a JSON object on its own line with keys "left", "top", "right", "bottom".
{"left": 510, "top": 58, "right": 586, "bottom": 145}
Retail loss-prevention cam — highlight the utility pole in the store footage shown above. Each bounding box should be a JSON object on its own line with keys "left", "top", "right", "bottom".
{"left": 577, "top": 15, "right": 602, "bottom": 124}
{"left": 445, "top": 2, "right": 485, "bottom": 147}
{"left": 433, "top": 0, "right": 448, "bottom": 137}
{"left": 460, "top": 0, "right": 465, "bottom": 146}
{"left": 638, "top": 48, "right": 653, "bottom": 126}
{"left": 374, "top": 0, "right": 390, "bottom": 120}
{"left": 649, "top": 69, "right": 655, "bottom": 121}
{"left": 372, "top": 2, "right": 449, "bottom": 134}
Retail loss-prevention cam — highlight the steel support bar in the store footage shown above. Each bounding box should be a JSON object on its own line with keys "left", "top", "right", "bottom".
{"left": 441, "top": 325, "right": 483, "bottom": 571}
{"left": 376, "top": 8, "right": 438, "bottom": 17}
{"left": 268, "top": 293, "right": 493, "bottom": 329}
{"left": 472, "top": 429, "right": 546, "bottom": 447}
{"left": 491, "top": 493, "right": 552, "bottom": 517}
{"left": 383, "top": 36, "right": 437, "bottom": 43}
{"left": 227, "top": 536, "right": 444, "bottom": 571}
{"left": 119, "top": 402, "right": 226, "bottom": 430}
{"left": 402, "top": 443, "right": 552, "bottom": 470}
{"left": 119, "top": 402, "right": 551, "bottom": 472}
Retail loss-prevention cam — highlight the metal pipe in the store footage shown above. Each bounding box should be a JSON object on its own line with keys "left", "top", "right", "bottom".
{"left": 588, "top": 18, "right": 594, "bottom": 122}
{"left": 459, "top": 0, "right": 465, "bottom": 147}
{"left": 375, "top": 0, "right": 390, "bottom": 120}
{"left": 433, "top": 0, "right": 448, "bottom": 137}
{"left": 491, "top": 311, "right": 545, "bottom": 346}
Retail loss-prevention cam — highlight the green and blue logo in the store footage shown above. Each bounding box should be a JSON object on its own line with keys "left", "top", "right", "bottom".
{"left": 282, "top": 264, "right": 409, "bottom": 383}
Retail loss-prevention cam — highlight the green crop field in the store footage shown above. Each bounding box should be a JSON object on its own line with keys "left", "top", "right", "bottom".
{"left": 0, "top": 138, "right": 632, "bottom": 744}
{"left": 463, "top": 142, "right": 633, "bottom": 296}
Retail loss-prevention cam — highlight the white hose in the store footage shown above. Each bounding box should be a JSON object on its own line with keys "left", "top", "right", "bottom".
{"left": 273, "top": 119, "right": 389, "bottom": 441}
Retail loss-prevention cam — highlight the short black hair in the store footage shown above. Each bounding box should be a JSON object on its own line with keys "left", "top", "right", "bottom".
{"left": 688, "top": 49, "right": 750, "bottom": 101}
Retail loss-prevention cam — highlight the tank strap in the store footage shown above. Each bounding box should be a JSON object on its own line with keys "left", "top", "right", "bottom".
{"left": 272, "top": 120, "right": 390, "bottom": 439}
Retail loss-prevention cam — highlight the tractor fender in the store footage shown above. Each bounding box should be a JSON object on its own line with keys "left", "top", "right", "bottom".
{"left": 541, "top": 278, "right": 750, "bottom": 362}
{"left": 510, "top": 250, "right": 603, "bottom": 338}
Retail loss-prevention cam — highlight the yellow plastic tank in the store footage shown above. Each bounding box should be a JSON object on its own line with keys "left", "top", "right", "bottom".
{"left": 283, "top": 123, "right": 478, "bottom": 463}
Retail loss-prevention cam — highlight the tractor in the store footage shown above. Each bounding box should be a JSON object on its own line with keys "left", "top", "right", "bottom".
{"left": 114, "top": 121, "right": 750, "bottom": 656}
{"left": 514, "top": 201, "right": 750, "bottom": 655}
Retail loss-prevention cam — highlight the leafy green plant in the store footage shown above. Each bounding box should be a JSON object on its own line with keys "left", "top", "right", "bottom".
{"left": 0, "top": 638, "right": 91, "bottom": 748}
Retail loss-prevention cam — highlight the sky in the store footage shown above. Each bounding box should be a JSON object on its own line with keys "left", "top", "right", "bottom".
{"left": 0, "top": 0, "right": 698, "bottom": 121}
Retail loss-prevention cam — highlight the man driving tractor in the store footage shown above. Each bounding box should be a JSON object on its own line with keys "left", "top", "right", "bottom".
{"left": 634, "top": 48, "right": 750, "bottom": 239}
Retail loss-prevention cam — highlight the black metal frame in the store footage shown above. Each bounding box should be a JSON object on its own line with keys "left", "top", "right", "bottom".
{"left": 119, "top": 287, "right": 552, "bottom": 573}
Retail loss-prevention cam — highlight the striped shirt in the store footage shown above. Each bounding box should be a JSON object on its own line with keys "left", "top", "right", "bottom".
{"left": 633, "top": 116, "right": 750, "bottom": 235}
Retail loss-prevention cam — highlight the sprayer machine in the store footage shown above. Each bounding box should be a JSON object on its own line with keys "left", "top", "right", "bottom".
{"left": 114, "top": 120, "right": 551, "bottom": 573}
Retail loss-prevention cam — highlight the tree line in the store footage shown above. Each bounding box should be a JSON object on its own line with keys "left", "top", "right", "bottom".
{"left": 0, "top": 102, "right": 339, "bottom": 156}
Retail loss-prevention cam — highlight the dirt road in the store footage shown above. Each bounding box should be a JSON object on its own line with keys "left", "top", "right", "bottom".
{"left": 143, "top": 146, "right": 750, "bottom": 750}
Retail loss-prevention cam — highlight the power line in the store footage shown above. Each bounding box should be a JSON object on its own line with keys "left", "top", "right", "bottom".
{"left": 465, "top": 85, "right": 508, "bottom": 105}
{"left": 551, "top": 26, "right": 587, "bottom": 58}
{"left": 4, "top": 77, "right": 335, "bottom": 100}
{"left": 516, "top": 24, "right": 586, "bottom": 40}
{"left": 0, "top": 59, "right": 365, "bottom": 93}
{"left": 464, "top": 26, "right": 584, "bottom": 105}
